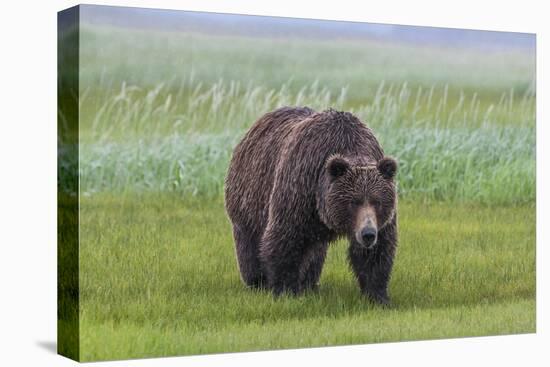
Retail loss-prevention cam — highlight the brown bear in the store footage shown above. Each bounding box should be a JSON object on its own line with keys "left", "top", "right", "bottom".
{"left": 225, "top": 106, "right": 398, "bottom": 304}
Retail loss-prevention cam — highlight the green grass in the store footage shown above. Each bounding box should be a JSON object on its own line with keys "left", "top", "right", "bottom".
{"left": 78, "top": 194, "right": 535, "bottom": 361}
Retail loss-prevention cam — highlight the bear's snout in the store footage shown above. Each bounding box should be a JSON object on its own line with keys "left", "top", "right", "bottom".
{"left": 354, "top": 204, "right": 378, "bottom": 248}
{"left": 360, "top": 226, "right": 377, "bottom": 248}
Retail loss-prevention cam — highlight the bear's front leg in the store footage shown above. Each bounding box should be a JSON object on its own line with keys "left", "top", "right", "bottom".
{"left": 348, "top": 217, "right": 397, "bottom": 305}
{"left": 259, "top": 228, "right": 306, "bottom": 296}
{"left": 301, "top": 243, "right": 329, "bottom": 292}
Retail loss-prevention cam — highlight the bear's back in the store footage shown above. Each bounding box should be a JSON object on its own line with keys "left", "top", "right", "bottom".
{"left": 225, "top": 106, "right": 315, "bottom": 232}
{"left": 276, "top": 108, "right": 384, "bottom": 176}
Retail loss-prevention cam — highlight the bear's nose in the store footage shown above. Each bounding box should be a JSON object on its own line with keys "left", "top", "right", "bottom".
{"left": 361, "top": 227, "right": 377, "bottom": 245}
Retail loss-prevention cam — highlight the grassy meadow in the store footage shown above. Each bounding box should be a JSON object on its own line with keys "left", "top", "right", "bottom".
{"left": 66, "top": 18, "right": 536, "bottom": 361}
{"left": 78, "top": 195, "right": 534, "bottom": 361}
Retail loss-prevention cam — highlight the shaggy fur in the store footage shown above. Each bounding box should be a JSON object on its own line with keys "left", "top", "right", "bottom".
{"left": 225, "top": 106, "right": 398, "bottom": 304}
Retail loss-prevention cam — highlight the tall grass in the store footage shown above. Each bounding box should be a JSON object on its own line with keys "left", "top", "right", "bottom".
{"left": 73, "top": 79, "right": 534, "bottom": 204}
{"left": 80, "top": 77, "right": 535, "bottom": 139}
{"left": 61, "top": 25, "right": 536, "bottom": 204}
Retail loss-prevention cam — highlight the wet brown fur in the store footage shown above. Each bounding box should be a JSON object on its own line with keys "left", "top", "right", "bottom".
{"left": 225, "top": 106, "right": 398, "bottom": 303}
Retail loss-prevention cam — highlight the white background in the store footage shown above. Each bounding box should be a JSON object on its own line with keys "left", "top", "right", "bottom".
{"left": 0, "top": 0, "right": 547, "bottom": 366}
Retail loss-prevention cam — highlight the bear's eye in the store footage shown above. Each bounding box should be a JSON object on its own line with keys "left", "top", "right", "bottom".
{"left": 371, "top": 199, "right": 381, "bottom": 208}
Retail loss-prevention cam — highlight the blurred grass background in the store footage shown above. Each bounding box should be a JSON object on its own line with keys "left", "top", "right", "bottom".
{"left": 69, "top": 23, "right": 536, "bottom": 204}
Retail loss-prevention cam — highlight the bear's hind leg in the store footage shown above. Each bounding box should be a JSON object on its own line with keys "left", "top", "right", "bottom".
{"left": 232, "top": 224, "right": 266, "bottom": 289}
{"left": 259, "top": 229, "right": 306, "bottom": 296}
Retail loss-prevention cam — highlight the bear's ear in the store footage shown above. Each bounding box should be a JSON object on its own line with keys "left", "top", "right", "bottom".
{"left": 377, "top": 156, "right": 397, "bottom": 179}
{"left": 326, "top": 155, "right": 350, "bottom": 180}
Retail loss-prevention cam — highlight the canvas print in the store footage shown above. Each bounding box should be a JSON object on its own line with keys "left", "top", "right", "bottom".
{"left": 57, "top": 4, "right": 536, "bottom": 362}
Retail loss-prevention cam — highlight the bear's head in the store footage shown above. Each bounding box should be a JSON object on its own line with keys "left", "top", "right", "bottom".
{"left": 318, "top": 154, "right": 397, "bottom": 249}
